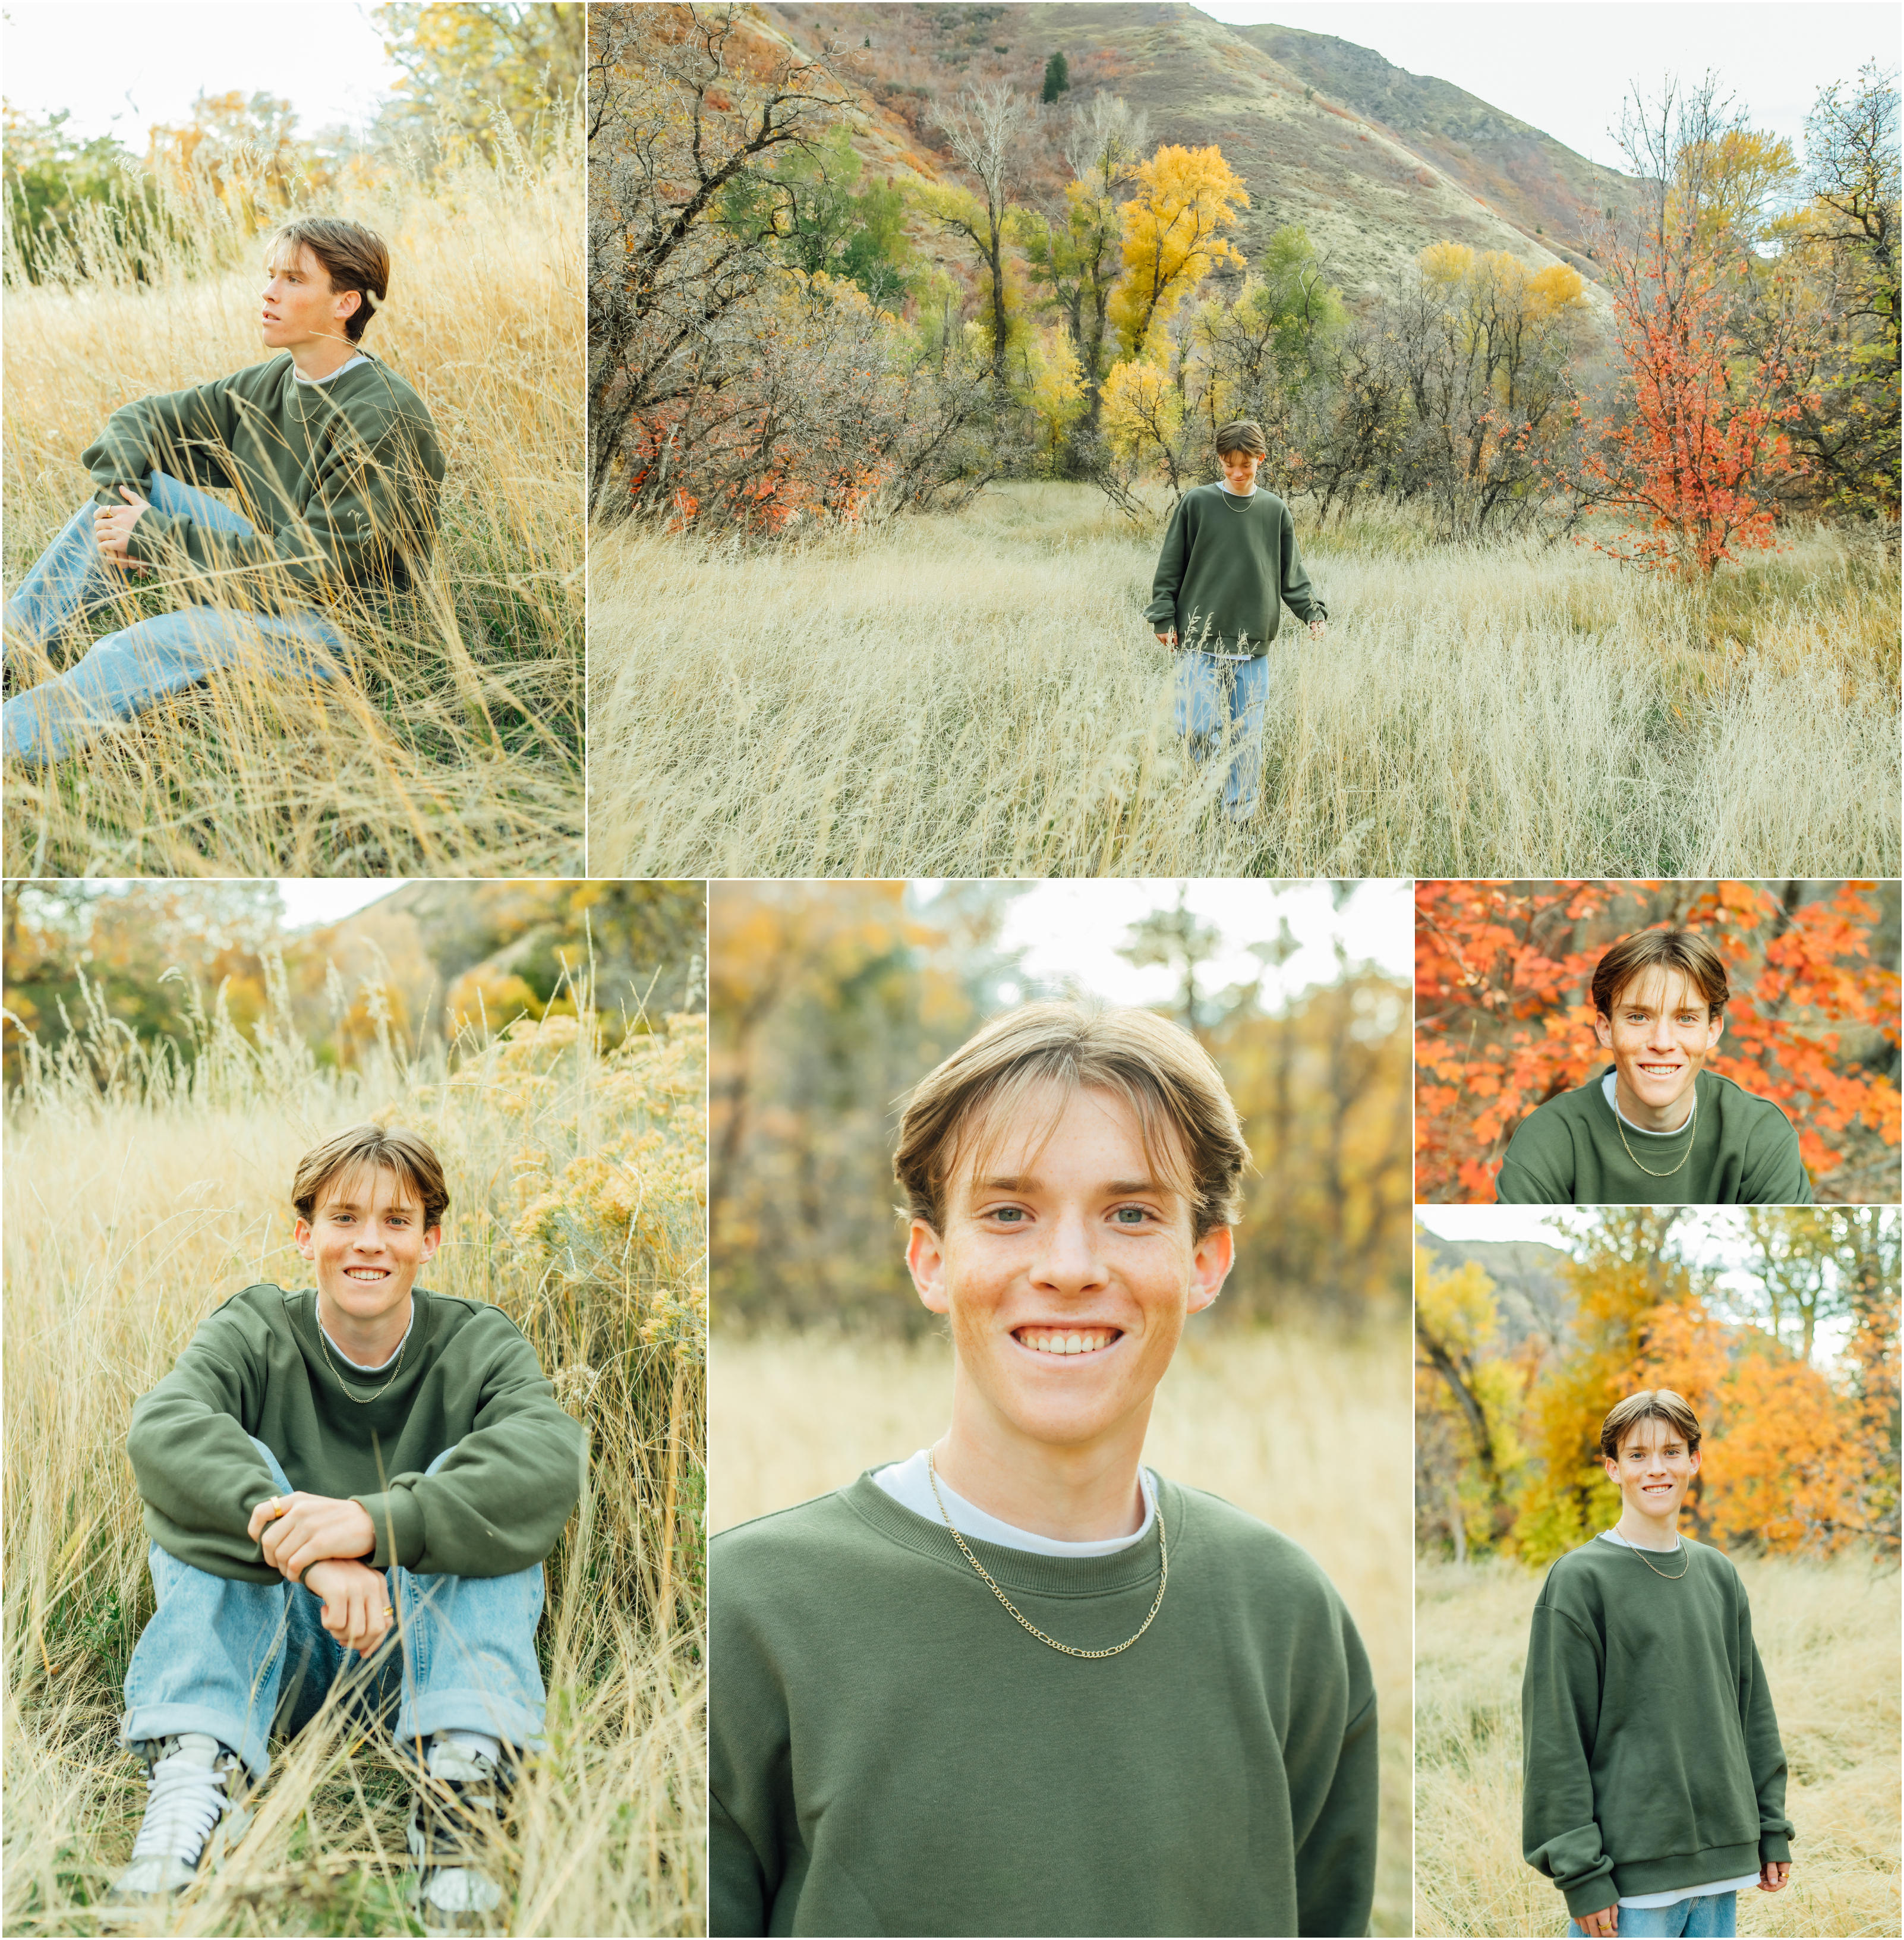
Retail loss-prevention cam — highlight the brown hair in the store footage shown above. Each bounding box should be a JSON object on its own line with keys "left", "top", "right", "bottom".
{"left": 1600, "top": 1388, "right": 1703, "bottom": 1462}
{"left": 1590, "top": 929, "right": 1729, "bottom": 1021}
{"left": 292, "top": 1125, "right": 449, "bottom": 1232}
{"left": 893, "top": 1001, "right": 1249, "bottom": 1243}
{"left": 1215, "top": 418, "right": 1268, "bottom": 459}
{"left": 266, "top": 216, "right": 390, "bottom": 344}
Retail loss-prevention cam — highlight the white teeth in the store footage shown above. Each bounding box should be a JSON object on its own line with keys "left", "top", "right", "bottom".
{"left": 1019, "top": 1328, "right": 1114, "bottom": 1355}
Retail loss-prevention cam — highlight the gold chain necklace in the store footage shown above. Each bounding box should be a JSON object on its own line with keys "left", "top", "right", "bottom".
{"left": 1612, "top": 1086, "right": 1700, "bottom": 1179}
{"left": 926, "top": 1448, "right": 1168, "bottom": 1659}
{"left": 317, "top": 1306, "right": 411, "bottom": 1404}
{"left": 1616, "top": 1529, "right": 1690, "bottom": 1579}
{"left": 1218, "top": 482, "right": 1256, "bottom": 512}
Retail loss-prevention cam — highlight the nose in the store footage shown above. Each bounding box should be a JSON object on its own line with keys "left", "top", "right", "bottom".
{"left": 1032, "top": 1207, "right": 1107, "bottom": 1294}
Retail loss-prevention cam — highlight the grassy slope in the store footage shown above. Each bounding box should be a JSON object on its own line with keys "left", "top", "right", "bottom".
{"left": 2, "top": 150, "right": 583, "bottom": 878}
{"left": 1414, "top": 1553, "right": 1901, "bottom": 1938}
{"left": 588, "top": 484, "right": 1900, "bottom": 878}
{"left": 711, "top": 1322, "right": 1415, "bottom": 1937}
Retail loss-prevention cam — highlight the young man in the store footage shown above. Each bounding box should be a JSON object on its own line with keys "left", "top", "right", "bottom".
{"left": 114, "top": 1126, "right": 582, "bottom": 1929}
{"left": 710, "top": 1002, "right": 1377, "bottom": 1937}
{"left": 1522, "top": 1390, "right": 1793, "bottom": 1939}
{"left": 1496, "top": 929, "right": 1811, "bottom": 1205}
{"left": 2, "top": 216, "right": 445, "bottom": 767}
{"left": 1146, "top": 419, "right": 1327, "bottom": 825}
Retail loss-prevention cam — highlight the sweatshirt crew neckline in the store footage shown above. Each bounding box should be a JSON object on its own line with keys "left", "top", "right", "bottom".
{"left": 872, "top": 1448, "right": 1156, "bottom": 1555}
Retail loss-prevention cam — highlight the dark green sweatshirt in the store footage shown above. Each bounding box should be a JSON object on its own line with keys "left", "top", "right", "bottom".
{"left": 127, "top": 1284, "right": 584, "bottom": 1583}
{"left": 1145, "top": 483, "right": 1325, "bottom": 658}
{"left": 1522, "top": 1536, "right": 1792, "bottom": 1920}
{"left": 83, "top": 352, "right": 445, "bottom": 600}
{"left": 711, "top": 1469, "right": 1377, "bottom": 1938}
{"left": 1496, "top": 1069, "right": 1811, "bottom": 1205}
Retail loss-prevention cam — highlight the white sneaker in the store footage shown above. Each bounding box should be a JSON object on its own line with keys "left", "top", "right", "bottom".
{"left": 409, "top": 1736, "right": 508, "bottom": 1932}
{"left": 111, "top": 1733, "right": 248, "bottom": 1898}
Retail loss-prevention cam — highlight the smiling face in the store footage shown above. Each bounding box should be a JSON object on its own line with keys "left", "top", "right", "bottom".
{"left": 294, "top": 1160, "right": 440, "bottom": 1336}
{"left": 905, "top": 1082, "right": 1233, "bottom": 1457}
{"left": 1605, "top": 1413, "right": 1700, "bottom": 1530}
{"left": 1219, "top": 446, "right": 1263, "bottom": 493}
{"left": 260, "top": 241, "right": 360, "bottom": 352}
{"left": 1593, "top": 965, "right": 1724, "bottom": 1128}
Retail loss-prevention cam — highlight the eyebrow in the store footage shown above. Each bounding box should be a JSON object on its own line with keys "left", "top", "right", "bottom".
{"left": 972, "top": 1176, "right": 1168, "bottom": 1197}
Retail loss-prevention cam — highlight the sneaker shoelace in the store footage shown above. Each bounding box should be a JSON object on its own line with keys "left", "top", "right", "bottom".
{"left": 130, "top": 1750, "right": 231, "bottom": 1865}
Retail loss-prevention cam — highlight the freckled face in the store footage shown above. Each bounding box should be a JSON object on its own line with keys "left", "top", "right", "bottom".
{"left": 905, "top": 1084, "right": 1232, "bottom": 1453}
{"left": 1594, "top": 966, "right": 1723, "bottom": 1119}
{"left": 1605, "top": 1416, "right": 1700, "bottom": 1526}
{"left": 260, "top": 241, "right": 357, "bottom": 351}
{"left": 295, "top": 1162, "right": 439, "bottom": 1333}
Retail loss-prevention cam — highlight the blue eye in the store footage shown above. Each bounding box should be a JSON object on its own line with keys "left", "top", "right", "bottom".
{"left": 1114, "top": 1207, "right": 1148, "bottom": 1224}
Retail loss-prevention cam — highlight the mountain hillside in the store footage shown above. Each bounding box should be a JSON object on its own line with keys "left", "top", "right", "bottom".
{"left": 1417, "top": 1229, "right": 1575, "bottom": 1355}
{"left": 756, "top": 0, "right": 1635, "bottom": 300}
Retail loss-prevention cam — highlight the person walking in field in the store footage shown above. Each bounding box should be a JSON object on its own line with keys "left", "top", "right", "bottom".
{"left": 1146, "top": 418, "right": 1327, "bottom": 824}
{"left": 710, "top": 1002, "right": 1378, "bottom": 1938}
{"left": 1496, "top": 929, "right": 1812, "bottom": 1206}
{"left": 112, "top": 1126, "right": 581, "bottom": 1932}
{"left": 1522, "top": 1390, "right": 1793, "bottom": 1938}
{"left": 1, "top": 217, "right": 445, "bottom": 767}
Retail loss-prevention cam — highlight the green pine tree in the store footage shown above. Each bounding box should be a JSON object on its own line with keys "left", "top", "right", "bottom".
{"left": 1041, "top": 52, "right": 1070, "bottom": 103}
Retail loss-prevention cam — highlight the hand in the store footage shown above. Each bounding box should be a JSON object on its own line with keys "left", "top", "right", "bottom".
{"left": 93, "top": 486, "right": 152, "bottom": 568}
{"left": 1576, "top": 1901, "right": 1618, "bottom": 1936}
{"left": 248, "top": 1490, "right": 377, "bottom": 1583}
{"left": 1154, "top": 629, "right": 1177, "bottom": 646}
{"left": 1760, "top": 1862, "right": 1790, "bottom": 1892}
{"left": 302, "top": 1557, "right": 394, "bottom": 1655}
{"left": 1308, "top": 618, "right": 1326, "bottom": 639}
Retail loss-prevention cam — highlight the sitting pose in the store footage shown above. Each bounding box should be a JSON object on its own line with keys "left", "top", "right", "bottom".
{"left": 2, "top": 216, "right": 444, "bottom": 766}
{"left": 711, "top": 1002, "right": 1377, "bottom": 1936}
{"left": 114, "top": 1126, "right": 581, "bottom": 1929}
{"left": 1146, "top": 418, "right": 1327, "bottom": 825}
{"left": 1496, "top": 929, "right": 1811, "bottom": 1205}
{"left": 1522, "top": 1390, "right": 1792, "bottom": 1938}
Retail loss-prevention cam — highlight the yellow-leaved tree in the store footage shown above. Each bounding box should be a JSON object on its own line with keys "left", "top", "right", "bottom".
{"left": 1108, "top": 143, "right": 1250, "bottom": 360}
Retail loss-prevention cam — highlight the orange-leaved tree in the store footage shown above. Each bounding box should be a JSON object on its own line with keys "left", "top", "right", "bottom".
{"left": 1566, "top": 79, "right": 1814, "bottom": 574}
{"left": 1414, "top": 878, "right": 1900, "bottom": 1202}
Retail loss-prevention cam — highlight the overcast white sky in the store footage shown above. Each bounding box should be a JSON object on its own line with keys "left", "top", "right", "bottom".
{"left": 1198, "top": 2, "right": 1898, "bottom": 166}
{"left": 911, "top": 877, "right": 1412, "bottom": 1009}
{"left": 1, "top": 2, "right": 397, "bottom": 144}
{"left": 277, "top": 879, "right": 404, "bottom": 930}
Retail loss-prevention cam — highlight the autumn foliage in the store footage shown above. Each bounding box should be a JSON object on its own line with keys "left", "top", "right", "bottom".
{"left": 1417, "top": 1208, "right": 1900, "bottom": 1566}
{"left": 1414, "top": 879, "right": 1902, "bottom": 1204}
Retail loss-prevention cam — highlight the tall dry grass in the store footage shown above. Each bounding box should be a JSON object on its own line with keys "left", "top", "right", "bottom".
{"left": 710, "top": 1321, "right": 1415, "bottom": 1938}
{"left": 2, "top": 970, "right": 705, "bottom": 1935}
{"left": 2, "top": 138, "right": 582, "bottom": 877}
{"left": 1414, "top": 1553, "right": 1901, "bottom": 1938}
{"left": 588, "top": 485, "right": 1899, "bottom": 878}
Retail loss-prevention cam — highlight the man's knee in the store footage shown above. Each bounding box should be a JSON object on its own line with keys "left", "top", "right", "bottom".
{"left": 246, "top": 1435, "right": 294, "bottom": 1494}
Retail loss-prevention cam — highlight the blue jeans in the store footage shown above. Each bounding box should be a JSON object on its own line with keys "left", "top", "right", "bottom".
{"left": 2, "top": 471, "right": 345, "bottom": 766}
{"left": 1173, "top": 650, "right": 1270, "bottom": 815}
{"left": 1567, "top": 1892, "right": 1738, "bottom": 1938}
{"left": 121, "top": 1438, "right": 546, "bottom": 1787}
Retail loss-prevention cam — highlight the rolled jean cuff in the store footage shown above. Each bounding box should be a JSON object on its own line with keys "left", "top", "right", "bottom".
{"left": 402, "top": 1687, "right": 547, "bottom": 1754}
{"left": 120, "top": 1699, "right": 272, "bottom": 1790}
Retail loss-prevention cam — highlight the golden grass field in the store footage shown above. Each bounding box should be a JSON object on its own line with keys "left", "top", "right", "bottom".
{"left": 2, "top": 987, "right": 704, "bottom": 1936}
{"left": 588, "top": 484, "right": 1899, "bottom": 878}
{"left": 710, "top": 1321, "right": 1415, "bottom": 1937}
{"left": 1414, "top": 1554, "right": 1902, "bottom": 1938}
{"left": 2, "top": 142, "right": 582, "bottom": 877}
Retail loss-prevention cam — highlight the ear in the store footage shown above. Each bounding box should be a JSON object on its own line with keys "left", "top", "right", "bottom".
{"left": 294, "top": 1217, "right": 315, "bottom": 1260}
{"left": 1706, "top": 1010, "right": 1725, "bottom": 1051}
{"left": 906, "top": 1218, "right": 950, "bottom": 1315}
{"left": 1593, "top": 1009, "right": 1613, "bottom": 1051}
{"left": 1603, "top": 1450, "right": 1621, "bottom": 1484}
{"left": 1186, "top": 1222, "right": 1234, "bottom": 1315}
{"left": 420, "top": 1223, "right": 442, "bottom": 1264}
{"left": 336, "top": 287, "right": 362, "bottom": 323}
{"left": 1688, "top": 1446, "right": 1702, "bottom": 1476}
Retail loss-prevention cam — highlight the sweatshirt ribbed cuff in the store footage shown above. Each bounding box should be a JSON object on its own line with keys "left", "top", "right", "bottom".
{"left": 1759, "top": 1832, "right": 1791, "bottom": 1865}
{"left": 355, "top": 1487, "right": 423, "bottom": 1569}
{"left": 1561, "top": 1865, "right": 1619, "bottom": 1921}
